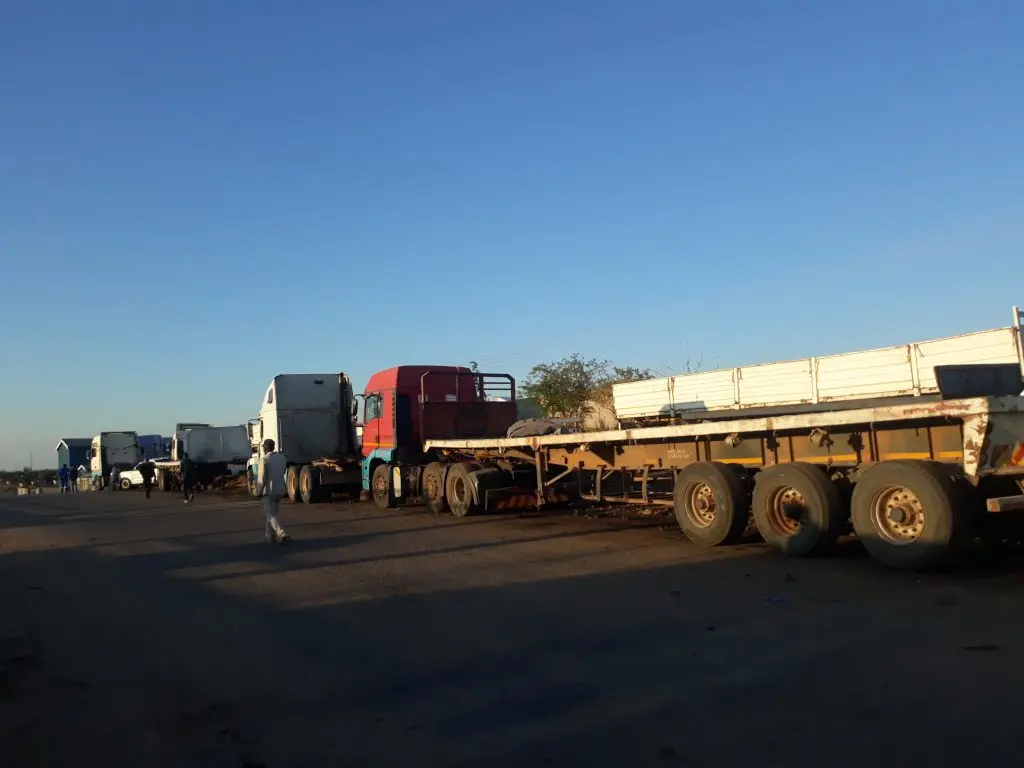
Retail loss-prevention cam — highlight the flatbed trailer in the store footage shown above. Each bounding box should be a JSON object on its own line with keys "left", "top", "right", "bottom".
{"left": 415, "top": 394, "right": 1024, "bottom": 570}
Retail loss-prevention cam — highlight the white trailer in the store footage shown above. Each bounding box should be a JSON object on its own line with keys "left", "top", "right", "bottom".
{"left": 407, "top": 308, "right": 1024, "bottom": 571}
{"left": 613, "top": 308, "right": 1024, "bottom": 424}
{"left": 155, "top": 424, "right": 251, "bottom": 491}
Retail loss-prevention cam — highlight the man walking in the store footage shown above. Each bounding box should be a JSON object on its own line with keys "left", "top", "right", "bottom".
{"left": 58, "top": 464, "right": 70, "bottom": 494}
{"left": 181, "top": 452, "right": 196, "bottom": 503}
{"left": 69, "top": 465, "right": 78, "bottom": 493}
{"left": 255, "top": 438, "right": 290, "bottom": 545}
{"left": 138, "top": 455, "right": 156, "bottom": 499}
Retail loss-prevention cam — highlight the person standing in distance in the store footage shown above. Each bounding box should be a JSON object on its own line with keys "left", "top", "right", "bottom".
{"left": 256, "top": 439, "right": 290, "bottom": 545}
{"left": 180, "top": 452, "right": 196, "bottom": 503}
{"left": 138, "top": 454, "right": 156, "bottom": 499}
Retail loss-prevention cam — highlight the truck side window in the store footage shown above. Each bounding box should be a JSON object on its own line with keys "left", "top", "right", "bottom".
{"left": 365, "top": 394, "right": 382, "bottom": 421}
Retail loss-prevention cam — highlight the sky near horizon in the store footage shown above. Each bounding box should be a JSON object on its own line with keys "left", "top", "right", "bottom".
{"left": 1, "top": 1, "right": 1023, "bottom": 469}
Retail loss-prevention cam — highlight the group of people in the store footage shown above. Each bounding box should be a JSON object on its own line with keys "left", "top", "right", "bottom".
{"left": 59, "top": 440, "right": 291, "bottom": 546}
{"left": 57, "top": 464, "right": 80, "bottom": 493}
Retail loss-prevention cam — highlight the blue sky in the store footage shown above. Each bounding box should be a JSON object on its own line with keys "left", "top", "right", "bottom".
{"left": 1, "top": 0, "right": 1022, "bottom": 469}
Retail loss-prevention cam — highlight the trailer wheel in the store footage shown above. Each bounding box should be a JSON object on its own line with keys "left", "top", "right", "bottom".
{"left": 159, "top": 471, "right": 170, "bottom": 493}
{"left": 371, "top": 463, "right": 395, "bottom": 509}
{"left": 446, "top": 462, "right": 482, "bottom": 517}
{"left": 299, "top": 465, "right": 321, "bottom": 504}
{"left": 422, "top": 462, "right": 450, "bottom": 515}
{"left": 752, "top": 463, "right": 845, "bottom": 556}
{"left": 286, "top": 466, "right": 301, "bottom": 503}
{"left": 673, "top": 462, "right": 750, "bottom": 547}
{"left": 247, "top": 471, "right": 259, "bottom": 498}
{"left": 851, "top": 461, "right": 967, "bottom": 571}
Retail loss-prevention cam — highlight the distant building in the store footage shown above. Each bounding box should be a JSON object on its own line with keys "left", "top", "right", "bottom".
{"left": 55, "top": 438, "right": 91, "bottom": 470}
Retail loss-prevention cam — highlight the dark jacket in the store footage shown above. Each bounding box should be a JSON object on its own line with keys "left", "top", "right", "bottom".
{"left": 138, "top": 461, "right": 156, "bottom": 482}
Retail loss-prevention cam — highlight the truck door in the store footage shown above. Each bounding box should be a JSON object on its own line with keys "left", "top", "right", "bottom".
{"left": 394, "top": 392, "right": 415, "bottom": 451}
{"left": 363, "top": 392, "right": 383, "bottom": 454}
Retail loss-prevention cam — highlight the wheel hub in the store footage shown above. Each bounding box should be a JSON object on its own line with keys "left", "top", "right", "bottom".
{"left": 686, "top": 482, "right": 717, "bottom": 528}
{"left": 872, "top": 486, "right": 925, "bottom": 545}
{"left": 767, "top": 486, "right": 805, "bottom": 535}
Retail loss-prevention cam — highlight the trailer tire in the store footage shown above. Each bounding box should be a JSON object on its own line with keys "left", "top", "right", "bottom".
{"left": 422, "top": 462, "right": 450, "bottom": 515}
{"left": 851, "top": 460, "right": 967, "bottom": 571}
{"left": 247, "top": 471, "right": 259, "bottom": 498}
{"left": 159, "top": 472, "right": 171, "bottom": 493}
{"left": 446, "top": 462, "right": 482, "bottom": 517}
{"left": 673, "top": 462, "right": 750, "bottom": 547}
{"left": 299, "top": 465, "right": 321, "bottom": 504}
{"left": 286, "top": 466, "right": 301, "bottom": 503}
{"left": 752, "top": 463, "right": 845, "bottom": 557}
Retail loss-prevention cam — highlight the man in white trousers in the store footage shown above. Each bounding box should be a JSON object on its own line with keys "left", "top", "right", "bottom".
{"left": 256, "top": 438, "right": 290, "bottom": 545}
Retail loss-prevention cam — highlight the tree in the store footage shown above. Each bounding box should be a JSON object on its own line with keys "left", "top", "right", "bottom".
{"left": 522, "top": 355, "right": 656, "bottom": 419}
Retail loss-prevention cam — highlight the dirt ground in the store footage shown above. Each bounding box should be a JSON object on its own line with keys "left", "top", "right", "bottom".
{"left": 1, "top": 489, "right": 1023, "bottom": 767}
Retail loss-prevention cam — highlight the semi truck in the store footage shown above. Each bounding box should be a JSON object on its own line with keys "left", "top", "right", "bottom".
{"left": 88, "top": 431, "right": 141, "bottom": 488}
{"left": 246, "top": 373, "right": 362, "bottom": 502}
{"left": 362, "top": 308, "right": 1024, "bottom": 571}
{"left": 155, "top": 423, "right": 251, "bottom": 491}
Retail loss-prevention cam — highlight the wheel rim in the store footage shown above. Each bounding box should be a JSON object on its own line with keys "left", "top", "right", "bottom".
{"left": 685, "top": 482, "right": 717, "bottom": 528}
{"left": 424, "top": 471, "right": 441, "bottom": 502}
{"left": 765, "top": 485, "right": 805, "bottom": 535}
{"left": 870, "top": 485, "right": 925, "bottom": 545}
{"left": 451, "top": 476, "right": 468, "bottom": 506}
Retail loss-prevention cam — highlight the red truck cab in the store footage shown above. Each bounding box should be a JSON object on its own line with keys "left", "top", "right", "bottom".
{"left": 360, "top": 365, "right": 517, "bottom": 496}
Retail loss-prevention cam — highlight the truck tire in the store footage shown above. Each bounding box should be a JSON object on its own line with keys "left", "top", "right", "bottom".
{"left": 159, "top": 471, "right": 170, "bottom": 492}
{"left": 422, "top": 462, "right": 450, "bottom": 515}
{"left": 752, "top": 463, "right": 845, "bottom": 556}
{"left": 850, "top": 460, "right": 967, "bottom": 571}
{"left": 673, "top": 462, "right": 750, "bottom": 547}
{"left": 446, "top": 462, "right": 482, "bottom": 517}
{"left": 286, "top": 466, "right": 301, "bottom": 503}
{"left": 299, "top": 465, "right": 321, "bottom": 504}
{"left": 371, "top": 463, "right": 395, "bottom": 509}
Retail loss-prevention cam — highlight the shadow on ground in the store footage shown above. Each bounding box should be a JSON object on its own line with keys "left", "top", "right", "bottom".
{"left": 1, "top": 496, "right": 1024, "bottom": 767}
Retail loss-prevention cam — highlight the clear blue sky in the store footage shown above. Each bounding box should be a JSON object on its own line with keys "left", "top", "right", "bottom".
{"left": 1, "top": 1, "right": 1022, "bottom": 469}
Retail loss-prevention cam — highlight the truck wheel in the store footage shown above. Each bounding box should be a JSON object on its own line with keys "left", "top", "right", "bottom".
{"left": 673, "top": 462, "right": 750, "bottom": 547}
{"left": 851, "top": 461, "right": 967, "bottom": 571}
{"left": 299, "top": 465, "right": 321, "bottom": 504}
{"left": 159, "top": 472, "right": 170, "bottom": 492}
{"left": 286, "top": 466, "right": 301, "bottom": 503}
{"left": 422, "top": 462, "right": 450, "bottom": 515}
{"left": 371, "top": 463, "right": 394, "bottom": 509}
{"left": 752, "top": 463, "right": 845, "bottom": 556}
{"left": 446, "top": 462, "right": 482, "bottom": 517}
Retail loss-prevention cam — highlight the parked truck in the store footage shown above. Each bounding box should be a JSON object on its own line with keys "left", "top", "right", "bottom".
{"left": 155, "top": 423, "right": 251, "bottom": 491}
{"left": 246, "top": 374, "right": 362, "bottom": 502}
{"left": 88, "top": 431, "right": 141, "bottom": 489}
{"left": 362, "top": 308, "right": 1024, "bottom": 571}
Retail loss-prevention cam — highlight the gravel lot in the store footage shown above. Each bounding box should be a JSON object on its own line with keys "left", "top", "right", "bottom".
{"left": 1, "top": 489, "right": 1022, "bottom": 767}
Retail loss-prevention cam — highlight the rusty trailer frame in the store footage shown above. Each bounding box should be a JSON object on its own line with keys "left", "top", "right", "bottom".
{"left": 425, "top": 396, "right": 1024, "bottom": 504}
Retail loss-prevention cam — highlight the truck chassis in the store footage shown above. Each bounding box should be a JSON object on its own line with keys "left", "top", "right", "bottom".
{"left": 373, "top": 396, "right": 1024, "bottom": 571}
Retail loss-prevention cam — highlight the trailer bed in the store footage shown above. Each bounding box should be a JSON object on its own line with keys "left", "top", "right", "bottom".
{"left": 425, "top": 396, "right": 1024, "bottom": 482}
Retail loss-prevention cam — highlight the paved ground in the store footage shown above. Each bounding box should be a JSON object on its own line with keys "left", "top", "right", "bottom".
{"left": 1, "top": 490, "right": 1023, "bottom": 767}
